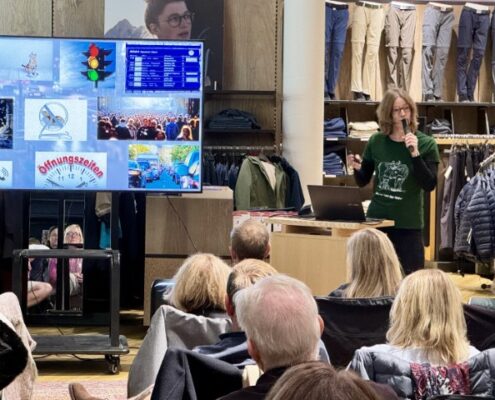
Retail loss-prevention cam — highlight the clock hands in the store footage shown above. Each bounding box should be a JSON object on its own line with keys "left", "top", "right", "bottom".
{"left": 46, "top": 178, "right": 64, "bottom": 188}
{"left": 76, "top": 182, "right": 88, "bottom": 188}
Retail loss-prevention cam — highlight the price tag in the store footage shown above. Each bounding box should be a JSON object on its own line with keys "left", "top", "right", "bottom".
{"left": 444, "top": 165, "right": 452, "bottom": 179}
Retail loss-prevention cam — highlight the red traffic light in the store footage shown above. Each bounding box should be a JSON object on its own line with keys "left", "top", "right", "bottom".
{"left": 89, "top": 44, "right": 99, "bottom": 57}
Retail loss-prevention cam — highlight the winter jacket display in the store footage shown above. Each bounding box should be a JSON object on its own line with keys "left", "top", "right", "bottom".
{"left": 439, "top": 144, "right": 494, "bottom": 252}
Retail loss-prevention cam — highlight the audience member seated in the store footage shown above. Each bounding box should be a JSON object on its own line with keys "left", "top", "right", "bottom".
{"left": 45, "top": 225, "right": 58, "bottom": 248}
{"left": 0, "top": 292, "right": 37, "bottom": 400}
{"left": 26, "top": 243, "right": 53, "bottom": 309}
{"left": 349, "top": 269, "right": 495, "bottom": 399}
{"left": 329, "top": 228, "right": 403, "bottom": 298}
{"left": 169, "top": 253, "right": 231, "bottom": 316}
{"left": 128, "top": 253, "right": 232, "bottom": 397}
{"left": 230, "top": 219, "right": 270, "bottom": 263}
{"left": 193, "top": 258, "right": 278, "bottom": 367}
{"left": 265, "top": 361, "right": 398, "bottom": 400}
{"left": 219, "top": 274, "right": 325, "bottom": 400}
{"left": 48, "top": 224, "right": 84, "bottom": 300}
{"left": 151, "top": 218, "right": 270, "bottom": 313}
{"left": 319, "top": 228, "right": 401, "bottom": 367}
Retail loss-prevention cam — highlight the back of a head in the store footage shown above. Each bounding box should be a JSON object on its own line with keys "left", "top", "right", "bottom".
{"left": 171, "top": 253, "right": 231, "bottom": 315}
{"left": 234, "top": 274, "right": 320, "bottom": 370}
{"left": 265, "top": 361, "right": 382, "bottom": 400}
{"left": 230, "top": 219, "right": 269, "bottom": 261}
{"left": 345, "top": 228, "right": 403, "bottom": 298}
{"left": 227, "top": 259, "right": 277, "bottom": 302}
{"left": 387, "top": 269, "right": 470, "bottom": 365}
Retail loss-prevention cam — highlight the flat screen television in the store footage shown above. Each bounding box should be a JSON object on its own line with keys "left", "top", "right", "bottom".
{"left": 0, "top": 36, "right": 204, "bottom": 192}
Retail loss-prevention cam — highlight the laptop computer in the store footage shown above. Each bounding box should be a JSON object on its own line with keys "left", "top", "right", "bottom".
{"left": 307, "top": 185, "right": 367, "bottom": 222}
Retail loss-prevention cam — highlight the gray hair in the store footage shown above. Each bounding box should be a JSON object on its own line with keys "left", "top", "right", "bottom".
{"left": 234, "top": 274, "right": 320, "bottom": 370}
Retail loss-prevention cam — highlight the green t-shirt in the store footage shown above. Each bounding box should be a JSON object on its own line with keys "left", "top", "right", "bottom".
{"left": 363, "top": 131, "right": 440, "bottom": 229}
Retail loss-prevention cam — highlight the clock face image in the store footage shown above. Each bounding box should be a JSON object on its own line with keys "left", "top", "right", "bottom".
{"left": 35, "top": 151, "right": 107, "bottom": 190}
{"left": 42, "top": 163, "right": 101, "bottom": 189}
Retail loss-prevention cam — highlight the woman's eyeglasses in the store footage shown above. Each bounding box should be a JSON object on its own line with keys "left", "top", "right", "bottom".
{"left": 392, "top": 106, "right": 410, "bottom": 114}
{"left": 166, "top": 12, "right": 194, "bottom": 28}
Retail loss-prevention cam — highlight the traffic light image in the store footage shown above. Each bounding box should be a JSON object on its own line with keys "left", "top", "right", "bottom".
{"left": 82, "top": 43, "right": 113, "bottom": 88}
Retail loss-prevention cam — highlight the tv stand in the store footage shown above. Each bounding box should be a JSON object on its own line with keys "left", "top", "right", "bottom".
{"left": 12, "top": 248, "right": 128, "bottom": 374}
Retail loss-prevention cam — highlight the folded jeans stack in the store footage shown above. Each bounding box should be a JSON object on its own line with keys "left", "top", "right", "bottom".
{"left": 323, "top": 152, "right": 346, "bottom": 176}
{"left": 324, "top": 117, "right": 347, "bottom": 139}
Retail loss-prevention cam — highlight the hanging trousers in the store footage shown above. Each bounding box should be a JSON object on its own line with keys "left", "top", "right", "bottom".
{"left": 324, "top": 3, "right": 349, "bottom": 97}
{"left": 456, "top": 6, "right": 490, "bottom": 101}
{"left": 422, "top": 4, "right": 454, "bottom": 99}
{"left": 351, "top": 2, "right": 385, "bottom": 98}
{"left": 384, "top": 4, "right": 416, "bottom": 91}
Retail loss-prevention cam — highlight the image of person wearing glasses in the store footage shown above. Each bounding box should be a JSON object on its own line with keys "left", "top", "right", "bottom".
{"left": 347, "top": 88, "right": 439, "bottom": 275}
{"left": 145, "top": 0, "right": 193, "bottom": 40}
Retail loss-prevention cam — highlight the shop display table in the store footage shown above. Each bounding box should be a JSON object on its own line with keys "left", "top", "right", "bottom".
{"left": 268, "top": 217, "right": 394, "bottom": 296}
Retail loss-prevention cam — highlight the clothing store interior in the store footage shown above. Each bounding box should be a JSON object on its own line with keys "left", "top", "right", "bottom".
{"left": 1, "top": 0, "right": 495, "bottom": 399}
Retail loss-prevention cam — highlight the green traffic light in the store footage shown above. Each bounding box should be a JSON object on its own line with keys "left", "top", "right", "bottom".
{"left": 87, "top": 70, "right": 99, "bottom": 81}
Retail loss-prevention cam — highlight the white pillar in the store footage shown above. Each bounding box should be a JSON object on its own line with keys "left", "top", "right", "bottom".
{"left": 282, "top": 0, "right": 325, "bottom": 204}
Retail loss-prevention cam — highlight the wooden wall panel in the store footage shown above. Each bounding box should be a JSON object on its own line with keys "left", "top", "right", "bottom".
{"left": 336, "top": 3, "right": 494, "bottom": 102}
{"left": 0, "top": 0, "right": 52, "bottom": 36}
{"left": 223, "top": 0, "right": 277, "bottom": 90}
{"left": 53, "top": 0, "right": 104, "bottom": 38}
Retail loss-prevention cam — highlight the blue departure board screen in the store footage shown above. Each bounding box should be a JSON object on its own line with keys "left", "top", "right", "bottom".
{"left": 126, "top": 44, "right": 201, "bottom": 92}
{"left": 0, "top": 37, "right": 204, "bottom": 192}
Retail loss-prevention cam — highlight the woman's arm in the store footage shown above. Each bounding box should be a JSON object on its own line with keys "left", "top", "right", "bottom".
{"left": 410, "top": 157, "right": 438, "bottom": 191}
{"left": 353, "top": 158, "right": 375, "bottom": 187}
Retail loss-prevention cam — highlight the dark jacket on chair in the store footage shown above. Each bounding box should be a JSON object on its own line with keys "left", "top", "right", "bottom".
{"left": 151, "top": 347, "right": 242, "bottom": 400}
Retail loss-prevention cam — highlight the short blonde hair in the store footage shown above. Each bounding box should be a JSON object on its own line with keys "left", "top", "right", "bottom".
{"left": 227, "top": 259, "right": 277, "bottom": 302}
{"left": 376, "top": 88, "right": 418, "bottom": 136}
{"left": 386, "top": 269, "right": 470, "bottom": 365}
{"left": 170, "top": 253, "right": 231, "bottom": 315}
{"left": 345, "top": 228, "right": 403, "bottom": 298}
{"left": 64, "top": 224, "right": 84, "bottom": 245}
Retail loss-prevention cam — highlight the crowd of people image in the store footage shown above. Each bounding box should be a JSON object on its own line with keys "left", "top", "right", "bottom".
{"left": 97, "top": 113, "right": 199, "bottom": 141}
{"left": 1, "top": 218, "right": 494, "bottom": 400}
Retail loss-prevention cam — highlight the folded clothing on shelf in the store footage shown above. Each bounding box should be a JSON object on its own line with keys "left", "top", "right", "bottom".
{"left": 324, "top": 117, "right": 347, "bottom": 139}
{"left": 207, "top": 109, "right": 261, "bottom": 130}
{"left": 323, "top": 152, "right": 346, "bottom": 176}
{"left": 425, "top": 118, "right": 452, "bottom": 136}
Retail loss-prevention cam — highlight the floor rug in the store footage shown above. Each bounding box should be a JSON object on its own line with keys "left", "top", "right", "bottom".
{"left": 33, "top": 379, "right": 127, "bottom": 400}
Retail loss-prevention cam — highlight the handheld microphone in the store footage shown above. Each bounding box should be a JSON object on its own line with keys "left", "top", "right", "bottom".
{"left": 402, "top": 118, "right": 414, "bottom": 154}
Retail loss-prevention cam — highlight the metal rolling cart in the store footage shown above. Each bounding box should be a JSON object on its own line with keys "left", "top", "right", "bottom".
{"left": 12, "top": 247, "right": 128, "bottom": 373}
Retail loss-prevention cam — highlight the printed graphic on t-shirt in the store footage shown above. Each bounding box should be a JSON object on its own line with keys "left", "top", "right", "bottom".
{"left": 376, "top": 161, "right": 408, "bottom": 199}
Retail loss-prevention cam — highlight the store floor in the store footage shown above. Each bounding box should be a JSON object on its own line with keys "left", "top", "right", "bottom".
{"left": 29, "top": 309, "right": 147, "bottom": 383}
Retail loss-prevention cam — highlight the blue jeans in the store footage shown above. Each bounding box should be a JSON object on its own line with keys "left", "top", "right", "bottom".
{"left": 456, "top": 7, "right": 490, "bottom": 100}
{"left": 325, "top": 4, "right": 349, "bottom": 97}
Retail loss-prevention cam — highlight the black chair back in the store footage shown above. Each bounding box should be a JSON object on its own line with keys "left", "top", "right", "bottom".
{"left": 463, "top": 303, "right": 495, "bottom": 351}
{"left": 316, "top": 296, "right": 393, "bottom": 368}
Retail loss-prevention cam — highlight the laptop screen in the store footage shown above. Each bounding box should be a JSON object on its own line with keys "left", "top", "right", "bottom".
{"left": 308, "top": 185, "right": 366, "bottom": 222}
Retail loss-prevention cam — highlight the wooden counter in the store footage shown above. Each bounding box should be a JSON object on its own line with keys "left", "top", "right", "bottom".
{"left": 268, "top": 217, "right": 394, "bottom": 296}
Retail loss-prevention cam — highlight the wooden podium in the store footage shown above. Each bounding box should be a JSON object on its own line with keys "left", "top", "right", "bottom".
{"left": 268, "top": 217, "right": 394, "bottom": 296}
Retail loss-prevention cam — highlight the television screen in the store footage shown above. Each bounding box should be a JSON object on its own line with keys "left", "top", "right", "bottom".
{"left": 0, "top": 36, "right": 203, "bottom": 192}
